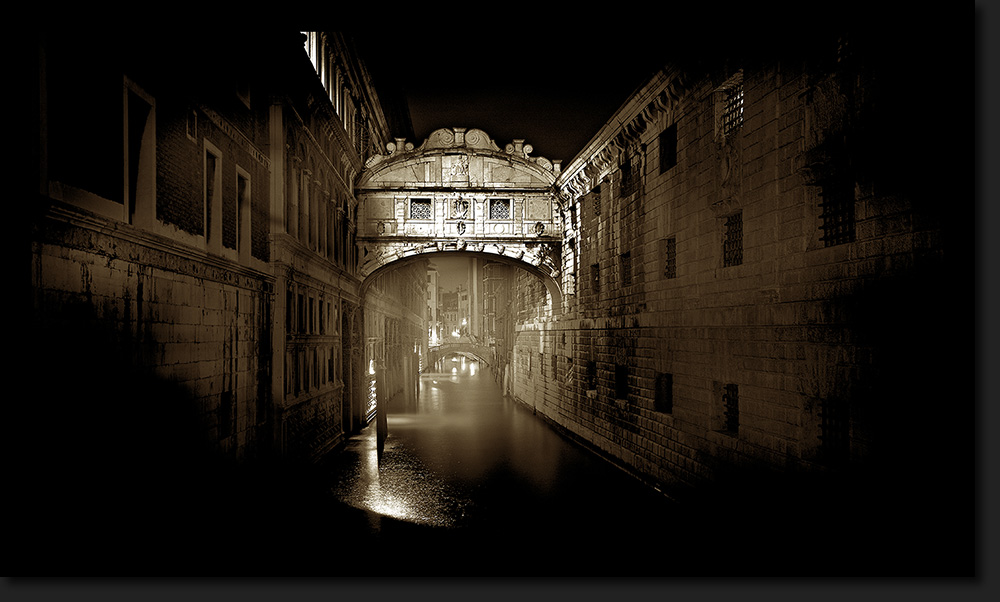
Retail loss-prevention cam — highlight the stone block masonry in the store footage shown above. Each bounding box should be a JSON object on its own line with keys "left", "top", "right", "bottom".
{"left": 30, "top": 209, "right": 275, "bottom": 462}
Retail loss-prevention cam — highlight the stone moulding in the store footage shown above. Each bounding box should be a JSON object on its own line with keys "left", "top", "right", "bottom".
{"left": 361, "top": 127, "right": 561, "bottom": 182}
{"left": 557, "top": 67, "right": 690, "bottom": 200}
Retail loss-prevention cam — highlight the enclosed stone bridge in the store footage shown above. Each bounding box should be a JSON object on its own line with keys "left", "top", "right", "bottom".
{"left": 356, "top": 127, "right": 564, "bottom": 305}
{"left": 425, "top": 341, "right": 495, "bottom": 370}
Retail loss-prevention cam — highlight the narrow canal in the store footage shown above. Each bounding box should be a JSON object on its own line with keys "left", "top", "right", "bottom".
{"left": 320, "top": 354, "right": 684, "bottom": 577}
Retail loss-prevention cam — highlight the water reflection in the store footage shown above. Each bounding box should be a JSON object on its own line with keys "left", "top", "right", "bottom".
{"left": 328, "top": 353, "right": 674, "bottom": 541}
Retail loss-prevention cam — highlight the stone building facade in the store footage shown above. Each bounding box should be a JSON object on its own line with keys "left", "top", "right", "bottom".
{"left": 504, "top": 28, "right": 966, "bottom": 502}
{"left": 29, "top": 30, "right": 410, "bottom": 472}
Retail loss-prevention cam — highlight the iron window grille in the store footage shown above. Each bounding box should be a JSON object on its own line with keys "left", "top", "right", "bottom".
{"left": 819, "top": 178, "right": 856, "bottom": 247}
{"left": 720, "top": 82, "right": 744, "bottom": 137}
{"left": 664, "top": 237, "right": 677, "bottom": 279}
{"left": 410, "top": 198, "right": 432, "bottom": 220}
{"left": 723, "top": 383, "right": 739, "bottom": 434}
{"left": 489, "top": 198, "right": 511, "bottom": 220}
{"left": 723, "top": 212, "right": 743, "bottom": 267}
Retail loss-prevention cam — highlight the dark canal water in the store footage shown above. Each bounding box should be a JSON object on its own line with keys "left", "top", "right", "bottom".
{"left": 320, "top": 355, "right": 684, "bottom": 578}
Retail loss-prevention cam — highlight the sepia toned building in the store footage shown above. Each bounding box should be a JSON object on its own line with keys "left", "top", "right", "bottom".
{"left": 25, "top": 23, "right": 968, "bottom": 570}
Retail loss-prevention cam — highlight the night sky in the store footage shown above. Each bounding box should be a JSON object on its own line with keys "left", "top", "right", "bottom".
{"left": 353, "top": 30, "right": 679, "bottom": 163}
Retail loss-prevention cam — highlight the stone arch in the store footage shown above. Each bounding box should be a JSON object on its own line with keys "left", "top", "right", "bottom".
{"left": 360, "top": 249, "right": 562, "bottom": 312}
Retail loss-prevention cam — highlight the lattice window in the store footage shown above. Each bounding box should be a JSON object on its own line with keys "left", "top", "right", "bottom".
{"left": 820, "top": 398, "right": 850, "bottom": 463}
{"left": 655, "top": 372, "right": 673, "bottom": 413}
{"left": 489, "top": 198, "right": 511, "bottom": 220}
{"left": 620, "top": 252, "right": 632, "bottom": 287}
{"left": 663, "top": 237, "right": 677, "bottom": 279}
{"left": 819, "top": 178, "right": 856, "bottom": 246}
{"left": 659, "top": 124, "right": 677, "bottom": 173}
{"left": 723, "top": 383, "right": 739, "bottom": 434}
{"left": 410, "top": 198, "right": 432, "bottom": 219}
{"left": 723, "top": 212, "right": 743, "bottom": 267}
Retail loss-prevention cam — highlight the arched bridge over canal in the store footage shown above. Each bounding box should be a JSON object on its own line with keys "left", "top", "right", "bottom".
{"left": 356, "top": 127, "right": 565, "bottom": 307}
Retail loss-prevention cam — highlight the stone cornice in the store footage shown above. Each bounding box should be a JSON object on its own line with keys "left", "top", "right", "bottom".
{"left": 556, "top": 66, "right": 690, "bottom": 199}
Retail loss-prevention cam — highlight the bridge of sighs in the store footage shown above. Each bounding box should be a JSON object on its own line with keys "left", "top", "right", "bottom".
{"left": 356, "top": 127, "right": 565, "bottom": 307}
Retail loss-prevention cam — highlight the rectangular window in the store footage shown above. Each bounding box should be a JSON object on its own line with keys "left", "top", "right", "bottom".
{"left": 663, "top": 237, "right": 677, "bottom": 279}
{"left": 585, "top": 359, "right": 597, "bottom": 391}
{"left": 204, "top": 149, "right": 220, "bottom": 243}
{"left": 298, "top": 293, "right": 305, "bottom": 333}
{"left": 619, "top": 150, "right": 640, "bottom": 197}
{"left": 309, "top": 297, "right": 315, "bottom": 334}
{"left": 659, "top": 124, "right": 677, "bottom": 173}
{"left": 236, "top": 171, "right": 250, "bottom": 254}
{"left": 489, "top": 198, "right": 511, "bottom": 220}
{"left": 615, "top": 364, "right": 629, "bottom": 400}
{"left": 655, "top": 372, "right": 673, "bottom": 413}
{"left": 410, "top": 198, "right": 432, "bottom": 219}
{"left": 819, "top": 178, "right": 856, "bottom": 246}
{"left": 620, "top": 252, "right": 632, "bottom": 287}
{"left": 186, "top": 109, "right": 198, "bottom": 142}
{"left": 723, "top": 383, "right": 739, "bottom": 434}
{"left": 723, "top": 212, "right": 743, "bottom": 267}
{"left": 591, "top": 263, "right": 601, "bottom": 294}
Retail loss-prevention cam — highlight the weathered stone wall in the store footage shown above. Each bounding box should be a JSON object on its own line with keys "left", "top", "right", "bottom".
{"left": 31, "top": 210, "right": 275, "bottom": 460}
{"left": 508, "top": 38, "right": 961, "bottom": 499}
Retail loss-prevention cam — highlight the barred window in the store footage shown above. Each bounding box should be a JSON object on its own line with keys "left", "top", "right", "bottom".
{"left": 716, "top": 71, "right": 744, "bottom": 138}
{"left": 489, "top": 198, "right": 511, "bottom": 220}
{"left": 663, "top": 237, "right": 677, "bottom": 279}
{"left": 620, "top": 252, "right": 632, "bottom": 287}
{"left": 723, "top": 383, "right": 739, "bottom": 434}
{"left": 723, "top": 212, "right": 743, "bottom": 267}
{"left": 721, "top": 86, "right": 743, "bottom": 136}
{"left": 659, "top": 124, "right": 677, "bottom": 173}
{"left": 410, "top": 198, "right": 432, "bottom": 219}
{"left": 819, "top": 178, "right": 856, "bottom": 246}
